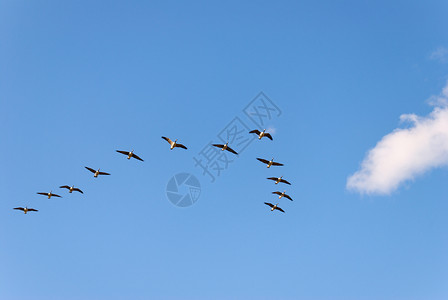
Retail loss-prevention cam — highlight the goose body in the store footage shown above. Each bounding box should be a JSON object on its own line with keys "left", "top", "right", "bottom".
{"left": 256, "top": 158, "right": 284, "bottom": 168}
{"left": 267, "top": 176, "right": 291, "bottom": 185}
{"left": 249, "top": 129, "right": 273, "bottom": 140}
{"left": 162, "top": 136, "right": 187, "bottom": 150}
{"left": 264, "top": 202, "right": 285, "bottom": 213}
{"left": 14, "top": 206, "right": 38, "bottom": 214}
{"left": 212, "top": 142, "right": 238, "bottom": 155}
{"left": 272, "top": 191, "right": 293, "bottom": 201}
{"left": 60, "top": 185, "right": 84, "bottom": 194}
{"left": 37, "top": 191, "right": 62, "bottom": 199}
{"left": 85, "top": 166, "right": 111, "bottom": 178}
{"left": 116, "top": 150, "right": 144, "bottom": 161}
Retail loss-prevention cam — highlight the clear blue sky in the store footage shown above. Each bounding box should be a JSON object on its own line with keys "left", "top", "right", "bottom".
{"left": 1, "top": 1, "right": 448, "bottom": 299}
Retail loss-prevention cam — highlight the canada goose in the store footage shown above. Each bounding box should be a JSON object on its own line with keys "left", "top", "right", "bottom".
{"left": 162, "top": 136, "right": 187, "bottom": 150}
{"left": 116, "top": 150, "right": 144, "bottom": 161}
{"left": 256, "top": 158, "right": 284, "bottom": 168}
{"left": 272, "top": 191, "right": 293, "bottom": 201}
{"left": 212, "top": 142, "right": 238, "bottom": 155}
{"left": 249, "top": 129, "right": 273, "bottom": 140}
{"left": 267, "top": 176, "right": 291, "bottom": 185}
{"left": 264, "top": 202, "right": 285, "bottom": 213}
{"left": 37, "top": 191, "right": 62, "bottom": 199}
{"left": 60, "top": 185, "right": 84, "bottom": 194}
{"left": 14, "top": 207, "right": 38, "bottom": 214}
{"left": 85, "top": 166, "right": 111, "bottom": 177}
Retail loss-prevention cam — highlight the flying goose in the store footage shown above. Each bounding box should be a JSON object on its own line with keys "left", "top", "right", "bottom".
{"left": 264, "top": 202, "right": 285, "bottom": 213}
{"left": 212, "top": 142, "right": 238, "bottom": 155}
{"left": 85, "top": 166, "right": 111, "bottom": 177}
{"left": 272, "top": 191, "right": 293, "bottom": 201}
{"left": 256, "top": 158, "right": 284, "bottom": 168}
{"left": 37, "top": 191, "right": 62, "bottom": 199}
{"left": 267, "top": 176, "right": 291, "bottom": 185}
{"left": 249, "top": 129, "right": 273, "bottom": 140}
{"left": 116, "top": 150, "right": 144, "bottom": 161}
{"left": 14, "top": 207, "right": 38, "bottom": 214}
{"left": 60, "top": 185, "right": 84, "bottom": 194}
{"left": 162, "top": 136, "right": 187, "bottom": 150}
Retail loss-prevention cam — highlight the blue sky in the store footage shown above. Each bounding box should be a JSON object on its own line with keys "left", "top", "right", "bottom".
{"left": 1, "top": 1, "right": 448, "bottom": 299}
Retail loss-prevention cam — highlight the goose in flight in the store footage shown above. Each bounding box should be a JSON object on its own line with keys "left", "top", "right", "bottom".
{"left": 14, "top": 207, "right": 38, "bottom": 214}
{"left": 272, "top": 191, "right": 293, "bottom": 201}
{"left": 85, "top": 166, "right": 111, "bottom": 178}
{"left": 60, "top": 185, "right": 84, "bottom": 194}
{"left": 264, "top": 202, "right": 285, "bottom": 213}
{"left": 37, "top": 191, "right": 62, "bottom": 199}
{"left": 116, "top": 150, "right": 144, "bottom": 161}
{"left": 162, "top": 136, "right": 187, "bottom": 150}
{"left": 256, "top": 158, "right": 284, "bottom": 168}
{"left": 212, "top": 142, "right": 238, "bottom": 155}
{"left": 250, "top": 129, "right": 273, "bottom": 140}
{"left": 267, "top": 176, "right": 291, "bottom": 185}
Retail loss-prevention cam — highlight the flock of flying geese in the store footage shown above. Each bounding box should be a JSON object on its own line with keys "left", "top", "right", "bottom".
{"left": 14, "top": 129, "right": 293, "bottom": 214}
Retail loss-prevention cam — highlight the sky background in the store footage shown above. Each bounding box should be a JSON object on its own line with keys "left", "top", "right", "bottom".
{"left": 1, "top": 1, "right": 448, "bottom": 299}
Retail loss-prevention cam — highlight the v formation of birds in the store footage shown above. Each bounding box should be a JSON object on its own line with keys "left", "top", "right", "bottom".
{"left": 14, "top": 130, "right": 294, "bottom": 214}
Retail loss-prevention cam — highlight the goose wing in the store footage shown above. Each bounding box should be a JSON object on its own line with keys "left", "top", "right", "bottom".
{"left": 28, "top": 208, "right": 38, "bottom": 212}
{"left": 98, "top": 171, "right": 111, "bottom": 175}
{"left": 131, "top": 153, "right": 144, "bottom": 161}
{"left": 275, "top": 206, "right": 285, "bottom": 213}
{"left": 225, "top": 146, "right": 238, "bottom": 155}
{"left": 271, "top": 161, "right": 284, "bottom": 166}
{"left": 257, "top": 158, "right": 269, "bottom": 164}
{"left": 212, "top": 144, "right": 224, "bottom": 148}
{"left": 85, "top": 166, "right": 96, "bottom": 174}
{"left": 284, "top": 194, "right": 293, "bottom": 201}
{"left": 13, "top": 207, "right": 25, "bottom": 211}
{"left": 280, "top": 178, "right": 291, "bottom": 185}
{"left": 162, "top": 136, "right": 173, "bottom": 145}
{"left": 51, "top": 193, "right": 62, "bottom": 198}
{"left": 37, "top": 192, "right": 47, "bottom": 196}
{"left": 175, "top": 143, "right": 187, "bottom": 149}
{"left": 73, "top": 188, "right": 84, "bottom": 194}
{"left": 264, "top": 202, "right": 274, "bottom": 208}
{"left": 249, "top": 129, "right": 261, "bottom": 135}
{"left": 116, "top": 150, "right": 129, "bottom": 156}
{"left": 264, "top": 133, "right": 273, "bottom": 140}
{"left": 59, "top": 185, "right": 70, "bottom": 189}
{"left": 272, "top": 191, "right": 282, "bottom": 196}
{"left": 267, "top": 177, "right": 278, "bottom": 181}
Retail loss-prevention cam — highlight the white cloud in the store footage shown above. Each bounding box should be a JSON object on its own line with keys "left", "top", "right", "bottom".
{"left": 430, "top": 47, "right": 448, "bottom": 63}
{"left": 347, "top": 82, "right": 448, "bottom": 195}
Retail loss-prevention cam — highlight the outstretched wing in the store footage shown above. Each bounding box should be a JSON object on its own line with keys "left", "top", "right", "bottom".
{"left": 28, "top": 208, "right": 38, "bottom": 212}
{"left": 37, "top": 192, "right": 47, "bottom": 196}
{"left": 249, "top": 129, "right": 261, "bottom": 135}
{"left": 284, "top": 194, "right": 293, "bottom": 201}
{"left": 257, "top": 158, "right": 269, "bottom": 164}
{"left": 272, "top": 191, "right": 282, "bottom": 196}
{"left": 271, "top": 161, "right": 284, "bottom": 166}
{"left": 267, "top": 177, "right": 277, "bottom": 181}
{"left": 162, "top": 136, "right": 173, "bottom": 144}
{"left": 225, "top": 146, "right": 238, "bottom": 155}
{"left": 73, "top": 188, "right": 84, "bottom": 194}
{"left": 280, "top": 179, "right": 291, "bottom": 185}
{"left": 59, "top": 185, "right": 70, "bottom": 189}
{"left": 212, "top": 144, "right": 224, "bottom": 148}
{"left": 176, "top": 143, "right": 187, "bottom": 150}
{"left": 98, "top": 171, "right": 111, "bottom": 176}
{"left": 85, "top": 166, "right": 96, "bottom": 173}
{"left": 275, "top": 207, "right": 285, "bottom": 213}
{"left": 264, "top": 133, "right": 273, "bottom": 140}
{"left": 264, "top": 202, "right": 274, "bottom": 208}
{"left": 132, "top": 153, "right": 144, "bottom": 161}
{"left": 52, "top": 193, "right": 62, "bottom": 198}
{"left": 13, "top": 207, "right": 24, "bottom": 211}
{"left": 116, "top": 150, "right": 129, "bottom": 156}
